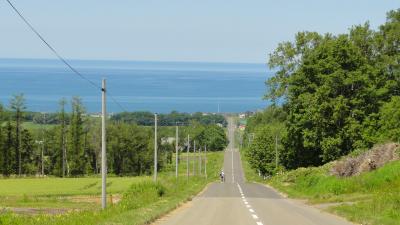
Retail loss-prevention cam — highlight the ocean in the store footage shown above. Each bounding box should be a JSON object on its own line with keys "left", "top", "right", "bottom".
{"left": 0, "top": 58, "right": 271, "bottom": 113}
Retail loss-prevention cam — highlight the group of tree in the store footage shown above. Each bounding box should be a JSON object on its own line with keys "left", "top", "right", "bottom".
{"left": 0, "top": 94, "right": 228, "bottom": 177}
{"left": 244, "top": 9, "right": 400, "bottom": 175}
{"left": 111, "top": 111, "right": 227, "bottom": 127}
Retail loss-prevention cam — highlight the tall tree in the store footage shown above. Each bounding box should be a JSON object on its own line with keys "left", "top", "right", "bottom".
{"left": 59, "top": 98, "right": 67, "bottom": 177}
{"left": 68, "top": 97, "right": 87, "bottom": 175}
{"left": 264, "top": 9, "right": 400, "bottom": 169}
{"left": 21, "top": 129, "right": 35, "bottom": 174}
{"left": 2, "top": 121, "right": 14, "bottom": 176}
{"left": 10, "top": 93, "right": 26, "bottom": 175}
{"left": 0, "top": 104, "right": 3, "bottom": 174}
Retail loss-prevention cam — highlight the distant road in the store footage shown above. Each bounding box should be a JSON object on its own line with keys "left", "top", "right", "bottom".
{"left": 156, "top": 117, "right": 353, "bottom": 225}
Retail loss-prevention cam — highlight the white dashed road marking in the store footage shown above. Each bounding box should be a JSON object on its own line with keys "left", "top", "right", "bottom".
{"left": 237, "top": 183, "right": 264, "bottom": 225}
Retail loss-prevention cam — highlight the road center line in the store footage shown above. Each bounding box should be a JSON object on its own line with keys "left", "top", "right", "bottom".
{"left": 237, "top": 183, "right": 264, "bottom": 225}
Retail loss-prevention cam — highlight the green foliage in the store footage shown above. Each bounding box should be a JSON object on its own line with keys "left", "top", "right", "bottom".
{"left": 111, "top": 111, "right": 227, "bottom": 127}
{"left": 245, "top": 125, "right": 284, "bottom": 176}
{"left": 0, "top": 93, "right": 228, "bottom": 177}
{"left": 68, "top": 97, "right": 88, "bottom": 175}
{"left": 197, "top": 124, "right": 228, "bottom": 151}
{"left": 107, "top": 122, "right": 154, "bottom": 176}
{"left": 377, "top": 96, "right": 400, "bottom": 142}
{"left": 245, "top": 105, "right": 287, "bottom": 134}
{"left": 243, "top": 105, "right": 286, "bottom": 176}
{"left": 263, "top": 9, "right": 400, "bottom": 169}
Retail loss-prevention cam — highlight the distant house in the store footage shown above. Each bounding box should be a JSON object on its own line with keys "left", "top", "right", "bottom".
{"left": 238, "top": 119, "right": 247, "bottom": 131}
{"left": 89, "top": 113, "right": 102, "bottom": 118}
{"left": 239, "top": 113, "right": 246, "bottom": 119}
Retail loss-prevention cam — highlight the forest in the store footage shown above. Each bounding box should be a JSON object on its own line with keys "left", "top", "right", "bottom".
{"left": 244, "top": 9, "right": 400, "bottom": 175}
{"left": 0, "top": 95, "right": 228, "bottom": 177}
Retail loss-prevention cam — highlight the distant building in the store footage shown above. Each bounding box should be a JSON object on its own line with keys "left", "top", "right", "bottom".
{"left": 89, "top": 113, "right": 102, "bottom": 118}
{"left": 238, "top": 119, "right": 247, "bottom": 131}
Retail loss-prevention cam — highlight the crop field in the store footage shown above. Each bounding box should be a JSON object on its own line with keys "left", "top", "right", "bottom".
{"left": 0, "top": 151, "right": 224, "bottom": 224}
{"left": 0, "top": 177, "right": 147, "bottom": 210}
{"left": 0, "top": 177, "right": 146, "bottom": 197}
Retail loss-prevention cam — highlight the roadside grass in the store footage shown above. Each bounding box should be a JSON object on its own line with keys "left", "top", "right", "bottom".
{"left": 0, "top": 151, "right": 224, "bottom": 225}
{"left": 265, "top": 160, "right": 400, "bottom": 225}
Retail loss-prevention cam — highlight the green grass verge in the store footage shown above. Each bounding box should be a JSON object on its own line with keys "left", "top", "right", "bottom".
{"left": 266, "top": 161, "right": 400, "bottom": 225}
{"left": 0, "top": 151, "right": 224, "bottom": 225}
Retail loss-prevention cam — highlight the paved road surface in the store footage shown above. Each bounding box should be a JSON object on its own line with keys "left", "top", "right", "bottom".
{"left": 156, "top": 117, "right": 353, "bottom": 225}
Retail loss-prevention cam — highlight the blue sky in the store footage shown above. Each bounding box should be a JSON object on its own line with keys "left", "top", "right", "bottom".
{"left": 0, "top": 0, "right": 398, "bottom": 63}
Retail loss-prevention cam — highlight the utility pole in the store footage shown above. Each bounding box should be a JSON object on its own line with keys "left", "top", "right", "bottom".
{"left": 275, "top": 134, "right": 278, "bottom": 171}
{"left": 193, "top": 140, "right": 196, "bottom": 176}
{"left": 186, "top": 134, "right": 190, "bottom": 180}
{"left": 41, "top": 113, "right": 46, "bottom": 176}
{"left": 101, "top": 79, "right": 107, "bottom": 209}
{"left": 41, "top": 141, "right": 44, "bottom": 176}
{"left": 199, "top": 145, "right": 202, "bottom": 176}
{"left": 175, "top": 123, "right": 179, "bottom": 178}
{"left": 204, "top": 145, "right": 207, "bottom": 179}
{"left": 60, "top": 99, "right": 66, "bottom": 178}
{"left": 154, "top": 113, "right": 158, "bottom": 182}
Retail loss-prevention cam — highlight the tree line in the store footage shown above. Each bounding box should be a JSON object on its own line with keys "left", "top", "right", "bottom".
{"left": 0, "top": 94, "right": 228, "bottom": 177}
{"left": 244, "top": 9, "right": 400, "bottom": 175}
{"left": 111, "top": 111, "right": 227, "bottom": 127}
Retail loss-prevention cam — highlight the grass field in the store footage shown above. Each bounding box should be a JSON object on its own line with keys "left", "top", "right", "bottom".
{"left": 0, "top": 177, "right": 145, "bottom": 196}
{"left": 0, "top": 176, "right": 149, "bottom": 210}
{"left": 0, "top": 151, "right": 225, "bottom": 225}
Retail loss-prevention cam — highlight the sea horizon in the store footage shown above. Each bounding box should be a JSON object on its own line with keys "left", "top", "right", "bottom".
{"left": 0, "top": 58, "right": 272, "bottom": 113}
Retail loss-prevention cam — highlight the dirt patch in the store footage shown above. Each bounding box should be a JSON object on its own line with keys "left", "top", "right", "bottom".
{"left": 68, "top": 194, "right": 121, "bottom": 204}
{"left": 0, "top": 194, "right": 122, "bottom": 216}
{"left": 1, "top": 207, "right": 73, "bottom": 215}
{"left": 330, "top": 142, "right": 400, "bottom": 177}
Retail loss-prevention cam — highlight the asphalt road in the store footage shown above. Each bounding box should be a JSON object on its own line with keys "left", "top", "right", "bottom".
{"left": 156, "top": 117, "right": 353, "bottom": 225}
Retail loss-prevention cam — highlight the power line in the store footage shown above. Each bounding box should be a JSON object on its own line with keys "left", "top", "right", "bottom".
{"left": 6, "top": 0, "right": 127, "bottom": 112}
